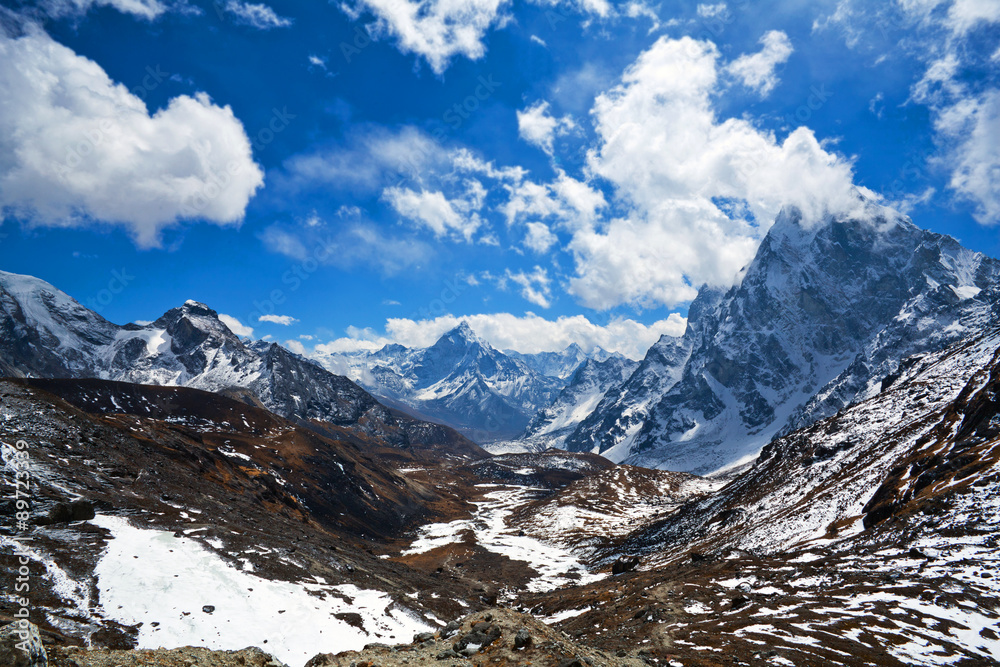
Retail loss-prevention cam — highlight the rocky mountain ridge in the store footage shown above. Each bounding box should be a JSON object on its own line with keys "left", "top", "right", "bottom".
{"left": 0, "top": 272, "right": 480, "bottom": 457}
{"left": 565, "top": 199, "right": 1000, "bottom": 473}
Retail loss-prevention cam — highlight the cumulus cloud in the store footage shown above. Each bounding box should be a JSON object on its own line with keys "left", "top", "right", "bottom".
{"left": 516, "top": 101, "right": 576, "bottom": 155}
{"left": 503, "top": 266, "right": 553, "bottom": 308}
{"left": 222, "top": 0, "right": 292, "bottom": 29}
{"left": 340, "top": 0, "right": 673, "bottom": 73}
{"left": 343, "top": 0, "right": 510, "bottom": 74}
{"left": 383, "top": 186, "right": 482, "bottom": 241}
{"left": 279, "top": 35, "right": 859, "bottom": 311}
{"left": 523, "top": 221, "right": 558, "bottom": 253}
{"left": 726, "top": 30, "right": 793, "bottom": 95}
{"left": 37, "top": 0, "right": 174, "bottom": 20}
{"left": 258, "top": 314, "right": 299, "bottom": 325}
{"left": 313, "top": 311, "right": 688, "bottom": 359}
{"left": 934, "top": 89, "right": 1000, "bottom": 223}
{"left": 0, "top": 28, "right": 263, "bottom": 248}
{"left": 573, "top": 36, "right": 858, "bottom": 308}
{"left": 219, "top": 313, "right": 254, "bottom": 337}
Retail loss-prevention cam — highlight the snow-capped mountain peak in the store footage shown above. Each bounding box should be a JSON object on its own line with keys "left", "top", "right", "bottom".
{"left": 566, "top": 204, "right": 1000, "bottom": 474}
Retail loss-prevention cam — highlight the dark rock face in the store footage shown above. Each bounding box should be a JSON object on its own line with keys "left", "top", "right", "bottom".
{"left": 41, "top": 500, "right": 95, "bottom": 525}
{"left": 565, "top": 333, "right": 693, "bottom": 457}
{"left": 453, "top": 621, "right": 501, "bottom": 655}
{"left": 611, "top": 555, "right": 641, "bottom": 574}
{"left": 513, "top": 355, "right": 640, "bottom": 450}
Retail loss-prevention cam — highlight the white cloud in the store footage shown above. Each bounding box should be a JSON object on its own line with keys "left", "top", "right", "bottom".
{"left": 726, "top": 30, "right": 793, "bottom": 95}
{"left": 283, "top": 36, "right": 852, "bottom": 312}
{"left": 38, "top": 0, "right": 171, "bottom": 20}
{"left": 551, "top": 172, "right": 606, "bottom": 228}
{"left": 946, "top": 0, "right": 1000, "bottom": 35}
{"left": 340, "top": 0, "right": 672, "bottom": 74}
{"left": 523, "top": 221, "right": 558, "bottom": 253}
{"left": 281, "top": 126, "right": 447, "bottom": 194}
{"left": 815, "top": 0, "right": 1000, "bottom": 223}
{"left": 222, "top": 0, "right": 291, "bottom": 28}
{"left": 934, "top": 89, "right": 1000, "bottom": 223}
{"left": 573, "top": 36, "right": 858, "bottom": 309}
{"left": 344, "top": 0, "right": 510, "bottom": 74}
{"left": 308, "top": 55, "right": 327, "bottom": 69}
{"left": 383, "top": 187, "right": 482, "bottom": 241}
{"left": 504, "top": 266, "right": 553, "bottom": 308}
{"left": 0, "top": 28, "right": 263, "bottom": 248}
{"left": 284, "top": 339, "right": 307, "bottom": 355}
{"left": 516, "top": 101, "right": 576, "bottom": 155}
{"left": 623, "top": 1, "right": 660, "bottom": 30}
{"left": 219, "top": 313, "right": 254, "bottom": 337}
{"left": 696, "top": 2, "right": 727, "bottom": 19}
{"left": 260, "top": 219, "right": 432, "bottom": 276}
{"left": 258, "top": 314, "right": 299, "bottom": 325}
{"left": 313, "top": 312, "right": 688, "bottom": 359}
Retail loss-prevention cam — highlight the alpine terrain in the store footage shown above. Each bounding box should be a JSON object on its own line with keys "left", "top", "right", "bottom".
{"left": 565, "top": 198, "right": 1000, "bottom": 474}
{"left": 2, "top": 203, "right": 1000, "bottom": 667}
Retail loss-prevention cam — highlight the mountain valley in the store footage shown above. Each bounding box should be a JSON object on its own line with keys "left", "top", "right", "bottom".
{"left": 2, "top": 204, "right": 1000, "bottom": 667}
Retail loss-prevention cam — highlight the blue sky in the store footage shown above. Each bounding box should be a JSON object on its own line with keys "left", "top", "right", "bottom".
{"left": 0, "top": 0, "right": 998, "bottom": 358}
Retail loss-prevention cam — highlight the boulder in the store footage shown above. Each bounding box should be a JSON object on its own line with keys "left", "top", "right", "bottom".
{"left": 0, "top": 620, "right": 47, "bottom": 667}
{"left": 612, "top": 555, "right": 641, "bottom": 574}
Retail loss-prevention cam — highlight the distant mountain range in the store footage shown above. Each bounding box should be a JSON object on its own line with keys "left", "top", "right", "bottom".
{"left": 313, "top": 323, "right": 624, "bottom": 442}
{"left": 0, "top": 272, "right": 482, "bottom": 458}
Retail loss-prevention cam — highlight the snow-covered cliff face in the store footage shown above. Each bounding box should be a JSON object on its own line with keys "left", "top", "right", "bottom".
{"left": 315, "top": 323, "right": 567, "bottom": 442}
{"left": 566, "top": 201, "right": 1000, "bottom": 474}
{"left": 563, "top": 331, "right": 695, "bottom": 462}
{"left": 511, "top": 355, "right": 640, "bottom": 451}
{"left": 0, "top": 272, "right": 479, "bottom": 453}
{"left": 0, "top": 271, "right": 118, "bottom": 377}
